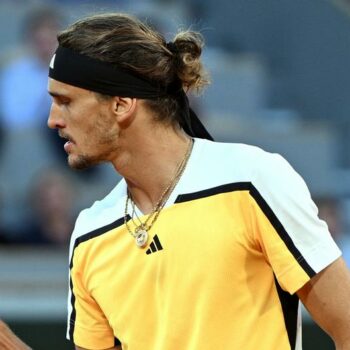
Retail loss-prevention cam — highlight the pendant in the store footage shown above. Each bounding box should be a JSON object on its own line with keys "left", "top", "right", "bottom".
{"left": 135, "top": 229, "right": 148, "bottom": 248}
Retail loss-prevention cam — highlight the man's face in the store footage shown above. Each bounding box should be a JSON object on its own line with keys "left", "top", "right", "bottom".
{"left": 47, "top": 79, "right": 120, "bottom": 170}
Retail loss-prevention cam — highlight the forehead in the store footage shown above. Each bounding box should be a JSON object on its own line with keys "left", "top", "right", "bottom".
{"left": 47, "top": 78, "right": 92, "bottom": 98}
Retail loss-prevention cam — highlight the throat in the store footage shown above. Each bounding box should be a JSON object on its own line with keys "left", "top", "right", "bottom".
{"left": 125, "top": 137, "right": 194, "bottom": 223}
{"left": 132, "top": 199, "right": 155, "bottom": 216}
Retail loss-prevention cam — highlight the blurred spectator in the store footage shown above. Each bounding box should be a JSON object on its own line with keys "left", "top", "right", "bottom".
{"left": 0, "top": 6, "right": 65, "bottom": 238}
{"left": 0, "top": 6, "right": 62, "bottom": 130}
{"left": 17, "top": 169, "right": 75, "bottom": 246}
{"left": 316, "top": 196, "right": 350, "bottom": 267}
{"left": 0, "top": 4, "right": 102, "bottom": 184}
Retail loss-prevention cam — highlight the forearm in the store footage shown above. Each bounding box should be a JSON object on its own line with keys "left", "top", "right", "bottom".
{"left": 329, "top": 311, "right": 350, "bottom": 350}
{"left": 0, "top": 320, "right": 32, "bottom": 350}
{"left": 298, "top": 258, "right": 350, "bottom": 350}
{"left": 336, "top": 338, "right": 350, "bottom": 350}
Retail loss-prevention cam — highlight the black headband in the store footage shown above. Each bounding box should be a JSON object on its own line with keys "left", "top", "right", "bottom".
{"left": 49, "top": 46, "right": 213, "bottom": 140}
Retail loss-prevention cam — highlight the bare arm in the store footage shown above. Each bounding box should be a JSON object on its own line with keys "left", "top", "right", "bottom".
{"left": 0, "top": 320, "right": 32, "bottom": 350}
{"left": 297, "top": 257, "right": 350, "bottom": 350}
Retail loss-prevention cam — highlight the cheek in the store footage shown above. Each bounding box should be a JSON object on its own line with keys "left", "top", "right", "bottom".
{"left": 95, "top": 115, "right": 119, "bottom": 143}
{"left": 76, "top": 120, "right": 110, "bottom": 149}
{"left": 98, "top": 126, "right": 119, "bottom": 146}
{"left": 71, "top": 110, "right": 96, "bottom": 135}
{"left": 71, "top": 104, "right": 117, "bottom": 145}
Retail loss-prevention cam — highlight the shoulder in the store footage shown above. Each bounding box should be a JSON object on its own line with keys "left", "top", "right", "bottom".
{"left": 197, "top": 138, "right": 277, "bottom": 171}
{"left": 179, "top": 139, "right": 294, "bottom": 197}
{"left": 251, "top": 147, "right": 309, "bottom": 196}
{"left": 198, "top": 138, "right": 266, "bottom": 158}
{"left": 206, "top": 139, "right": 298, "bottom": 177}
{"left": 194, "top": 138, "right": 289, "bottom": 183}
{"left": 69, "top": 180, "right": 126, "bottom": 250}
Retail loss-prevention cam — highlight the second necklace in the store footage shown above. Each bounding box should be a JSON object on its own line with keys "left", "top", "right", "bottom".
{"left": 124, "top": 138, "right": 194, "bottom": 248}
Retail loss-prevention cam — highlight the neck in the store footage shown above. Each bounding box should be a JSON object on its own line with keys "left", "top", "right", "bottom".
{"left": 113, "top": 124, "right": 192, "bottom": 214}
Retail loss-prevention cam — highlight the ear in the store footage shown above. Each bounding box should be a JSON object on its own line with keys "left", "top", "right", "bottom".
{"left": 111, "top": 96, "right": 137, "bottom": 128}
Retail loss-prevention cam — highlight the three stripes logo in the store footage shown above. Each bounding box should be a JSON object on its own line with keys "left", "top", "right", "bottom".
{"left": 146, "top": 235, "right": 163, "bottom": 255}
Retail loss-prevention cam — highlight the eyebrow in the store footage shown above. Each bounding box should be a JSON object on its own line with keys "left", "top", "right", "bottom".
{"left": 48, "top": 91, "right": 68, "bottom": 98}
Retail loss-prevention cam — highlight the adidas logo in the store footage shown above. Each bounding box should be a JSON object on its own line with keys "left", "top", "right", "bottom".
{"left": 146, "top": 235, "right": 163, "bottom": 255}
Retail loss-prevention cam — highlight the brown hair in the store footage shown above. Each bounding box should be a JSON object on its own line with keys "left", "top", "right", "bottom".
{"left": 57, "top": 13, "right": 209, "bottom": 125}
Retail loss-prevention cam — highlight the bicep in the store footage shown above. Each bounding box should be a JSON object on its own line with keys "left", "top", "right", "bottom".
{"left": 297, "top": 257, "right": 350, "bottom": 346}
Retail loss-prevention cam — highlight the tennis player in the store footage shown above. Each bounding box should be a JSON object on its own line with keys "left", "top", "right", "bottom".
{"left": 2, "top": 12, "right": 350, "bottom": 350}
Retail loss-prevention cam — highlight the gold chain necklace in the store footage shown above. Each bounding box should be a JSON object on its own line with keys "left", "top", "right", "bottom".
{"left": 124, "top": 138, "right": 194, "bottom": 248}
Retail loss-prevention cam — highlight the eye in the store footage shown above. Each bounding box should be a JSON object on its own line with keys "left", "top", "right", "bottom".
{"left": 61, "top": 99, "right": 70, "bottom": 106}
{"left": 52, "top": 97, "right": 70, "bottom": 106}
{"left": 49, "top": 92, "right": 72, "bottom": 107}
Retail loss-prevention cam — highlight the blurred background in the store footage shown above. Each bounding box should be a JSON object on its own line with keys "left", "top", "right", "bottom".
{"left": 0, "top": 0, "right": 350, "bottom": 349}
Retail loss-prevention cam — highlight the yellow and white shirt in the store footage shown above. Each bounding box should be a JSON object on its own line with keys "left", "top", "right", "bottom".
{"left": 67, "top": 138, "right": 341, "bottom": 350}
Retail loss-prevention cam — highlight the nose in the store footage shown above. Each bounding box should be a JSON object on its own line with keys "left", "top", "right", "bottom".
{"left": 47, "top": 103, "right": 65, "bottom": 129}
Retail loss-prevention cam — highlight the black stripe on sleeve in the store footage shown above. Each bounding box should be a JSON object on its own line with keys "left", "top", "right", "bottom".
{"left": 68, "top": 216, "right": 126, "bottom": 342}
{"left": 175, "top": 182, "right": 251, "bottom": 203}
{"left": 274, "top": 276, "right": 299, "bottom": 349}
{"left": 249, "top": 185, "right": 316, "bottom": 278}
{"left": 68, "top": 276, "right": 75, "bottom": 341}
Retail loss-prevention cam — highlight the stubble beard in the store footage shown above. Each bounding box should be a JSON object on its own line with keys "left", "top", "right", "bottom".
{"left": 68, "top": 154, "right": 101, "bottom": 170}
{"left": 67, "top": 111, "right": 118, "bottom": 171}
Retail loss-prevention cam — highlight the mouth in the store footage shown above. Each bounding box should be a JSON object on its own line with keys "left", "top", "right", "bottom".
{"left": 58, "top": 132, "right": 75, "bottom": 153}
{"left": 59, "top": 132, "right": 75, "bottom": 143}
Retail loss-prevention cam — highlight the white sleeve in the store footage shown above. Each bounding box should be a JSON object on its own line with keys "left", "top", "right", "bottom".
{"left": 251, "top": 151, "right": 341, "bottom": 293}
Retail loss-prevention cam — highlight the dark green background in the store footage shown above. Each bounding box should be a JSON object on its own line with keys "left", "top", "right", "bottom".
{"left": 8, "top": 320, "right": 334, "bottom": 350}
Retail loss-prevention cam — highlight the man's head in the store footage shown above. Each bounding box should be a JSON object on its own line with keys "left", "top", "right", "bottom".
{"left": 47, "top": 13, "right": 210, "bottom": 170}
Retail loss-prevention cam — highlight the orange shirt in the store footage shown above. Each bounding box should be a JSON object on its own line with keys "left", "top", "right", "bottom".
{"left": 67, "top": 139, "right": 340, "bottom": 350}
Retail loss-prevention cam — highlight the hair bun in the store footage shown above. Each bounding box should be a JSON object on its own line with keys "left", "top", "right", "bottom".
{"left": 172, "top": 31, "right": 209, "bottom": 93}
